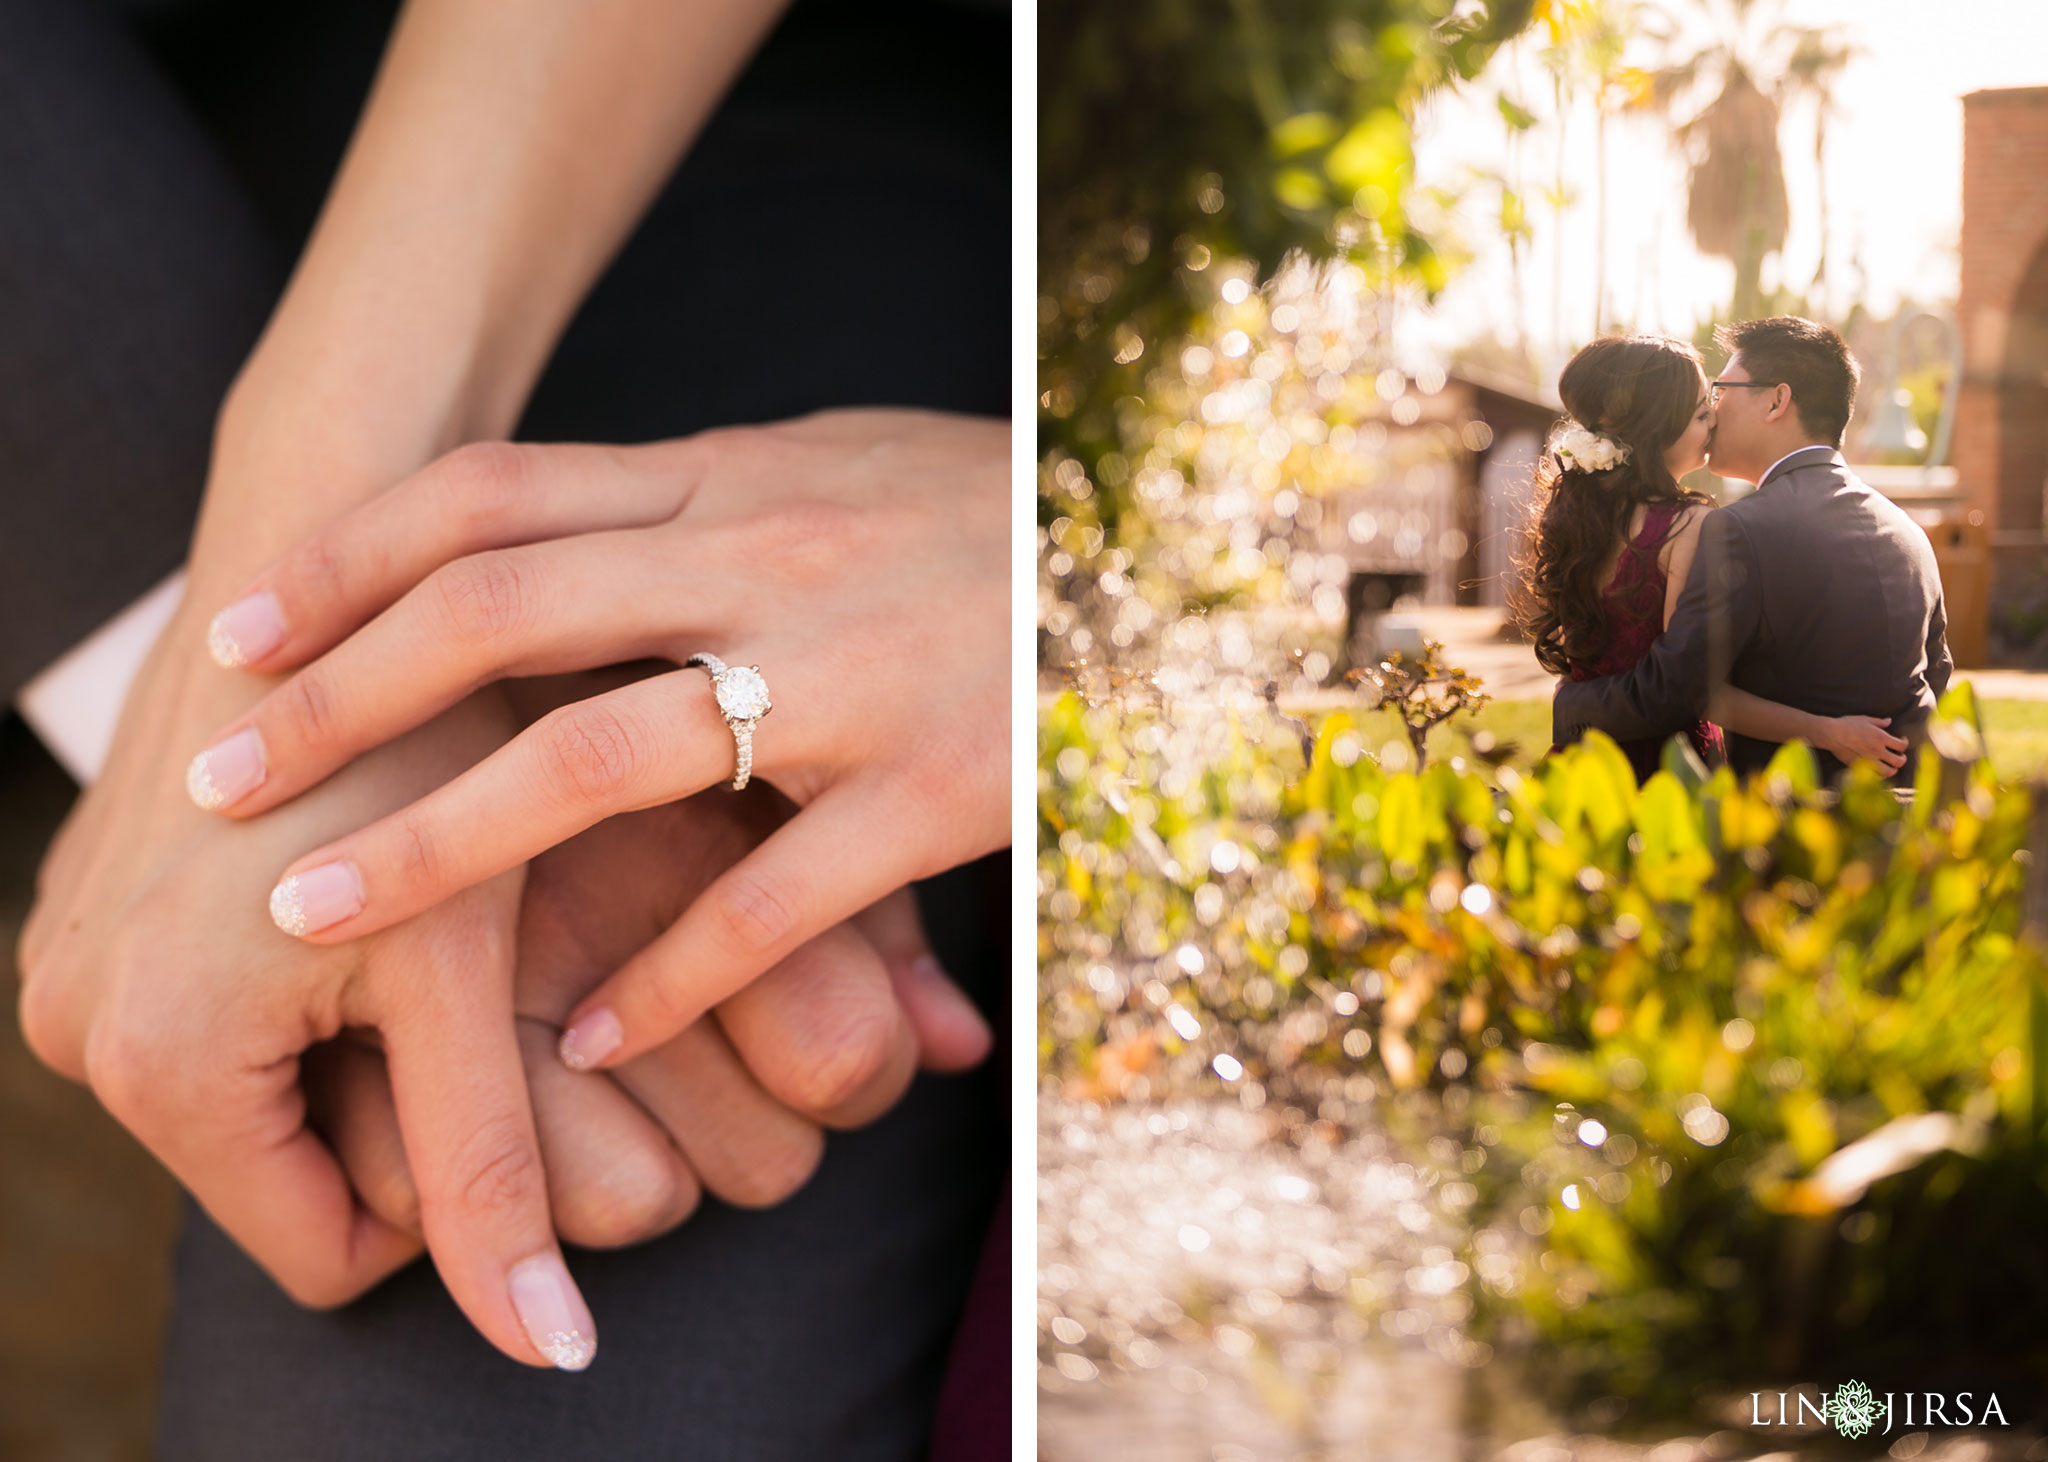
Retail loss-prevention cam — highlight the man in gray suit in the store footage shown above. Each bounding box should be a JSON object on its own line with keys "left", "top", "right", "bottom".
{"left": 1552, "top": 316, "right": 1952, "bottom": 784}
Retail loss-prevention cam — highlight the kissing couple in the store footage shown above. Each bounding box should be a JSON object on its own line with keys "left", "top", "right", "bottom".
{"left": 1527, "top": 316, "right": 1953, "bottom": 787}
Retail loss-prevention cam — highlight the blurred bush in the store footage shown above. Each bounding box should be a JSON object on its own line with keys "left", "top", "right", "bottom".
{"left": 1040, "top": 680, "right": 2047, "bottom": 1406}
{"left": 1039, "top": 0, "right": 1537, "bottom": 528}
{"left": 1038, "top": 253, "right": 1480, "bottom": 680}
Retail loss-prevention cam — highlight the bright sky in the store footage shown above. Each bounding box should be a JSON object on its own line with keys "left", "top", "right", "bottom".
{"left": 1404, "top": 0, "right": 2048, "bottom": 376}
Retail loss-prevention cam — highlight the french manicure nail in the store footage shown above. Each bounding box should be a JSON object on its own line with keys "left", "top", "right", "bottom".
{"left": 268, "top": 861, "right": 365, "bottom": 937}
{"left": 207, "top": 592, "right": 287, "bottom": 668}
{"left": 558, "top": 1009, "right": 623, "bottom": 1071}
{"left": 507, "top": 1252, "right": 597, "bottom": 1371}
{"left": 186, "top": 728, "right": 268, "bottom": 810}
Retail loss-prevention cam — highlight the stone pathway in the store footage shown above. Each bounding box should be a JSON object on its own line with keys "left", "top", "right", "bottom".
{"left": 1037, "top": 1093, "right": 2048, "bottom": 1462}
{"left": 1038, "top": 1096, "right": 1479, "bottom": 1459}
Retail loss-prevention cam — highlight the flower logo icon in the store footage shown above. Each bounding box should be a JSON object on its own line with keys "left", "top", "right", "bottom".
{"left": 1826, "top": 1379, "right": 1880, "bottom": 1439}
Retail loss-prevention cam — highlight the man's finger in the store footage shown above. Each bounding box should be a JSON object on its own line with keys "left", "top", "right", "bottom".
{"left": 516, "top": 1017, "right": 701, "bottom": 1249}
{"left": 715, "top": 921, "right": 918, "bottom": 1129}
{"left": 559, "top": 784, "right": 924, "bottom": 1071}
{"left": 304, "top": 1037, "right": 421, "bottom": 1236}
{"left": 854, "top": 888, "right": 992, "bottom": 1073}
{"left": 609, "top": 1020, "right": 824, "bottom": 1209}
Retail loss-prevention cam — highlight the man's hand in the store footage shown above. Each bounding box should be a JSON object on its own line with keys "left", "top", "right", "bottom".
{"left": 312, "top": 778, "right": 992, "bottom": 1253}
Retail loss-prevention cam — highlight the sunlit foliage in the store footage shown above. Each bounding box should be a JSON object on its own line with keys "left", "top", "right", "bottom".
{"left": 1040, "top": 0, "right": 1539, "bottom": 523}
{"left": 1041, "top": 680, "right": 2045, "bottom": 1399}
{"left": 1041, "top": 257, "right": 1485, "bottom": 680}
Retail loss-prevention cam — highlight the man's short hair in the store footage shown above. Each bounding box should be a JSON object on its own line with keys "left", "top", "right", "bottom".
{"left": 1712, "top": 316, "right": 1861, "bottom": 447}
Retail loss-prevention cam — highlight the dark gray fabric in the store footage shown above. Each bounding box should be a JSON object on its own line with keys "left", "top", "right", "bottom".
{"left": 0, "top": 0, "right": 280, "bottom": 699}
{"left": 1552, "top": 446, "right": 1953, "bottom": 781}
{"left": 0, "top": 0, "right": 1007, "bottom": 1455}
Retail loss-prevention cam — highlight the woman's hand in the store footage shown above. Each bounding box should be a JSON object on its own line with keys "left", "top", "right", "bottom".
{"left": 20, "top": 680, "right": 600, "bottom": 1371}
{"left": 1819, "top": 715, "right": 1910, "bottom": 776}
{"left": 188, "top": 408, "right": 1007, "bottom": 1072}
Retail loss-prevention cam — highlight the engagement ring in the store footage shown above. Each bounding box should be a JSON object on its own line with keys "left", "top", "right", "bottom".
{"left": 686, "top": 653, "right": 772, "bottom": 790}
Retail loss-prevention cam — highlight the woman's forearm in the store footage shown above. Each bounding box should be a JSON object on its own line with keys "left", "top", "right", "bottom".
{"left": 1706, "top": 684, "right": 1833, "bottom": 748}
{"left": 197, "top": 0, "right": 790, "bottom": 580}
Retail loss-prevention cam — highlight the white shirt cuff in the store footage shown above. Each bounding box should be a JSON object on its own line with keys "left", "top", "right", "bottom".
{"left": 14, "top": 570, "right": 187, "bottom": 785}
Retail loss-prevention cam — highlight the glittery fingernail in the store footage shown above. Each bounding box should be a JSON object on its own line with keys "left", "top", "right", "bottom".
{"left": 508, "top": 1253, "right": 597, "bottom": 1371}
{"left": 207, "top": 592, "right": 286, "bottom": 668}
{"left": 558, "top": 1009, "right": 623, "bottom": 1071}
{"left": 186, "top": 728, "right": 268, "bottom": 810}
{"left": 268, "top": 860, "right": 364, "bottom": 937}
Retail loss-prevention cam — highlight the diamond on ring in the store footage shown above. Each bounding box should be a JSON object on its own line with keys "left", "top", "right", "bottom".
{"left": 713, "top": 665, "right": 772, "bottom": 720}
{"left": 685, "top": 653, "right": 771, "bottom": 790}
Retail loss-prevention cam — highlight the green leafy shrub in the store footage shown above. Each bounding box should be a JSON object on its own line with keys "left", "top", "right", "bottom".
{"left": 1039, "top": 681, "right": 2045, "bottom": 1406}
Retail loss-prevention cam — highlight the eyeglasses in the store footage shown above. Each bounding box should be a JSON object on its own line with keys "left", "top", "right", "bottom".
{"left": 1708, "top": 379, "right": 1780, "bottom": 406}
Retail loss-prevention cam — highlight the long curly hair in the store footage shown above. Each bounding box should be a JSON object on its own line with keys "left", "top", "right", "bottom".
{"left": 1518, "top": 335, "right": 1712, "bottom": 677}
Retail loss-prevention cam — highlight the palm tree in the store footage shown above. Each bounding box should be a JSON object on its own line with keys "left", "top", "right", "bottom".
{"left": 1782, "top": 24, "right": 1859, "bottom": 307}
{"left": 1547, "top": 0, "right": 1642, "bottom": 336}
{"left": 1629, "top": 0, "right": 1859, "bottom": 323}
{"left": 1581, "top": 2, "right": 1642, "bottom": 335}
{"left": 1511, "top": 0, "right": 1642, "bottom": 347}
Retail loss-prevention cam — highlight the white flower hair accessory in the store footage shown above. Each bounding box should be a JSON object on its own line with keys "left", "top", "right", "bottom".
{"left": 1552, "top": 420, "right": 1631, "bottom": 473}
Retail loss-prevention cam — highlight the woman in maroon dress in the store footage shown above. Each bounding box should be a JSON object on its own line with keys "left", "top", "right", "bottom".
{"left": 1522, "top": 335, "right": 1906, "bottom": 785}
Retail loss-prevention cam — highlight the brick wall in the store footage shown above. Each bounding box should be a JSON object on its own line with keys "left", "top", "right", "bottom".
{"left": 1957, "top": 86, "right": 2048, "bottom": 610}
